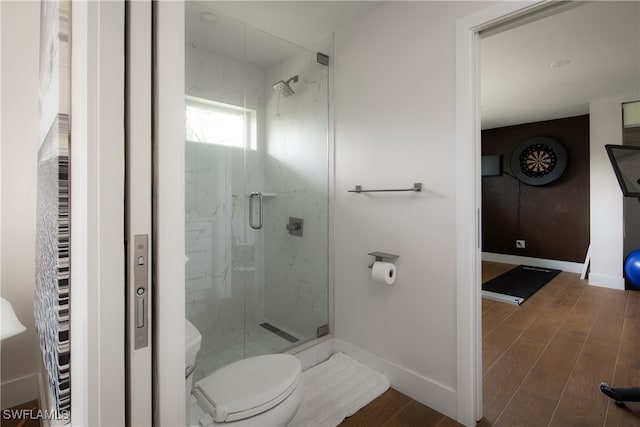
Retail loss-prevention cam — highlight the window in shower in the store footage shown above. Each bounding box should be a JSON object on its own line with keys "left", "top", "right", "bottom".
{"left": 185, "top": 95, "right": 257, "bottom": 150}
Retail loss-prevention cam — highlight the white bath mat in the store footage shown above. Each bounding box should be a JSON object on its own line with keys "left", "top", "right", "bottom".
{"left": 288, "top": 352, "right": 389, "bottom": 427}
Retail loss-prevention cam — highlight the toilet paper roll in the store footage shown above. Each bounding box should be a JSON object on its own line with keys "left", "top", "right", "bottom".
{"left": 371, "top": 261, "right": 396, "bottom": 285}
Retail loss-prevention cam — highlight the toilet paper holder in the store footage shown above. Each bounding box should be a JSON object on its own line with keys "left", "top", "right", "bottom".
{"left": 368, "top": 252, "right": 399, "bottom": 268}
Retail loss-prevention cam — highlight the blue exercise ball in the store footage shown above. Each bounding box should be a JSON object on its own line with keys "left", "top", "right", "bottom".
{"left": 625, "top": 248, "right": 640, "bottom": 288}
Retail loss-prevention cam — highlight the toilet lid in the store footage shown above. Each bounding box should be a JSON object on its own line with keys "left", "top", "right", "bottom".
{"left": 194, "top": 354, "right": 301, "bottom": 422}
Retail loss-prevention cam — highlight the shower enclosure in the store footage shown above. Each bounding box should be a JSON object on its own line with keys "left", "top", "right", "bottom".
{"left": 184, "top": 3, "right": 330, "bottom": 382}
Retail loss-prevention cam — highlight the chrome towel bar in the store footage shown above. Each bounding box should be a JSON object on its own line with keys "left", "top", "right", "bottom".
{"left": 348, "top": 182, "right": 422, "bottom": 193}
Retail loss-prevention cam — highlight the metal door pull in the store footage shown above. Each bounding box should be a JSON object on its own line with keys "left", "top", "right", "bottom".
{"left": 133, "top": 235, "right": 149, "bottom": 349}
{"left": 249, "top": 192, "right": 263, "bottom": 230}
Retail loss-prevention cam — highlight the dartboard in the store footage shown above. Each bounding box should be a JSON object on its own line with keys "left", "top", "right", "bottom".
{"left": 510, "top": 137, "right": 567, "bottom": 186}
{"left": 520, "top": 144, "right": 556, "bottom": 178}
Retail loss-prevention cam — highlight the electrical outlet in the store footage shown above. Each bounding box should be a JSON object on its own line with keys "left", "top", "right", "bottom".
{"left": 516, "top": 239, "right": 526, "bottom": 249}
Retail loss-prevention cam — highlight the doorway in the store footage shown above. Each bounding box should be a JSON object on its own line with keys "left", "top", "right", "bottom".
{"left": 457, "top": 1, "right": 640, "bottom": 424}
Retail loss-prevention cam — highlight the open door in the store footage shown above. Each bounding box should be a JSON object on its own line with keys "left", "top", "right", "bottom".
{"left": 126, "top": 1, "right": 185, "bottom": 424}
{"left": 125, "top": 1, "right": 153, "bottom": 425}
{"left": 125, "top": 1, "right": 187, "bottom": 425}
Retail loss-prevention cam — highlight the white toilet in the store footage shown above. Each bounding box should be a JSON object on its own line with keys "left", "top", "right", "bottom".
{"left": 185, "top": 319, "right": 303, "bottom": 427}
{"left": 186, "top": 319, "right": 203, "bottom": 424}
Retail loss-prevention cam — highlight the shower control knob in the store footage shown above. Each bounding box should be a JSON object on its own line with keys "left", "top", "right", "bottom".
{"left": 286, "top": 217, "right": 304, "bottom": 237}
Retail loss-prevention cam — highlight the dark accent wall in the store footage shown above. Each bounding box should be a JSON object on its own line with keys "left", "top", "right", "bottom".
{"left": 482, "top": 115, "right": 590, "bottom": 263}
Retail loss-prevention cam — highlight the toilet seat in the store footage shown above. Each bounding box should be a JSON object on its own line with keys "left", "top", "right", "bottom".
{"left": 193, "top": 354, "right": 301, "bottom": 423}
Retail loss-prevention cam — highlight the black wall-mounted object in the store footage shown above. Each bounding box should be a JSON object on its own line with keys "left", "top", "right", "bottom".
{"left": 510, "top": 136, "right": 568, "bottom": 186}
{"left": 317, "top": 52, "right": 329, "bottom": 66}
{"left": 605, "top": 144, "right": 640, "bottom": 197}
{"left": 482, "top": 155, "right": 502, "bottom": 177}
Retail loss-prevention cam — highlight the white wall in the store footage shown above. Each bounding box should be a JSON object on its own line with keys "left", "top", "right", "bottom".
{"left": 589, "top": 94, "right": 638, "bottom": 289}
{"left": 0, "top": 0, "right": 43, "bottom": 404}
{"left": 333, "top": 0, "right": 493, "bottom": 418}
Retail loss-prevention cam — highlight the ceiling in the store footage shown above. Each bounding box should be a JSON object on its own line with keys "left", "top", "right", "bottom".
{"left": 481, "top": 1, "right": 640, "bottom": 130}
{"left": 186, "top": 0, "right": 385, "bottom": 54}
{"left": 186, "top": 1, "right": 639, "bottom": 130}
{"left": 196, "top": 1, "right": 384, "bottom": 50}
{"left": 187, "top": 2, "right": 302, "bottom": 67}
{"left": 188, "top": 1, "right": 384, "bottom": 66}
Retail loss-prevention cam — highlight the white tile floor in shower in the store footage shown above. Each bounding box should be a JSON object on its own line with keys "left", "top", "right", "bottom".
{"left": 192, "top": 320, "right": 306, "bottom": 382}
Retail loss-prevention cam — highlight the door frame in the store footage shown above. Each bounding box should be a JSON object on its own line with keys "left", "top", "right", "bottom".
{"left": 70, "top": 1, "right": 126, "bottom": 425}
{"left": 455, "top": 1, "right": 547, "bottom": 425}
{"left": 153, "top": 1, "right": 186, "bottom": 425}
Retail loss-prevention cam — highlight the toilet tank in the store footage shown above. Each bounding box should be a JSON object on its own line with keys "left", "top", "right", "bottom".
{"left": 185, "top": 318, "right": 202, "bottom": 369}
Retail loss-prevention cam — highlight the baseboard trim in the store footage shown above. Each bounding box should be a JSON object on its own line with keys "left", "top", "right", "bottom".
{"left": 588, "top": 273, "right": 625, "bottom": 290}
{"left": 292, "top": 337, "right": 457, "bottom": 422}
{"left": 482, "top": 252, "right": 583, "bottom": 273}
{"left": 1, "top": 373, "right": 40, "bottom": 409}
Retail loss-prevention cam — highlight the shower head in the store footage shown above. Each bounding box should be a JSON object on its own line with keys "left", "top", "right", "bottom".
{"left": 273, "top": 75, "right": 298, "bottom": 97}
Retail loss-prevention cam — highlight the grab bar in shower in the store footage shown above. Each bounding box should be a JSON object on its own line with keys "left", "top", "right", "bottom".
{"left": 348, "top": 182, "right": 423, "bottom": 193}
{"left": 249, "top": 192, "right": 263, "bottom": 230}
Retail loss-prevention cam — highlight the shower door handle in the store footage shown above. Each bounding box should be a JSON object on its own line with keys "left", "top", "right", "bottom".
{"left": 249, "top": 192, "right": 263, "bottom": 230}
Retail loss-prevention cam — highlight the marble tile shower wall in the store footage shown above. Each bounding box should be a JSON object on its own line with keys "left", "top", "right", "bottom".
{"left": 263, "top": 48, "right": 329, "bottom": 340}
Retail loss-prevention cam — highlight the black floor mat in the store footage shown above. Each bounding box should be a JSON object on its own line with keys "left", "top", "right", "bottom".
{"left": 482, "top": 265, "right": 561, "bottom": 302}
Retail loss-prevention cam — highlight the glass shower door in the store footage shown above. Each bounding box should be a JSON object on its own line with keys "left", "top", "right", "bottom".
{"left": 184, "top": 3, "right": 330, "bottom": 382}
{"left": 184, "top": 9, "right": 250, "bottom": 379}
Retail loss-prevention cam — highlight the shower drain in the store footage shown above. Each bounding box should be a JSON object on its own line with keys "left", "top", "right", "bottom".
{"left": 259, "top": 322, "right": 299, "bottom": 343}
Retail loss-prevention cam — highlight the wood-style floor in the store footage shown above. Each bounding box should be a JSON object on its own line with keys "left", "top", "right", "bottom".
{"left": 340, "top": 262, "right": 640, "bottom": 426}
{"left": 0, "top": 399, "right": 40, "bottom": 427}
{"left": 339, "top": 388, "right": 462, "bottom": 426}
